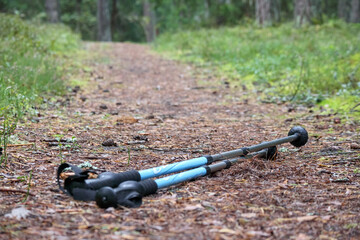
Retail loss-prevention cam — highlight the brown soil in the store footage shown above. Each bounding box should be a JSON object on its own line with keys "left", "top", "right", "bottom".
{"left": 1, "top": 42, "right": 360, "bottom": 240}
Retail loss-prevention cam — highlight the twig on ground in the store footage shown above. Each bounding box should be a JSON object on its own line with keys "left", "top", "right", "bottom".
{"left": 0, "top": 188, "right": 35, "bottom": 196}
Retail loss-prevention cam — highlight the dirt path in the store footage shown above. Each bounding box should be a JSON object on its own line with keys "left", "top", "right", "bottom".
{"left": 1, "top": 42, "right": 360, "bottom": 239}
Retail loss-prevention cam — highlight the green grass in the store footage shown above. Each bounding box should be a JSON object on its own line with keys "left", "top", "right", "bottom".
{"left": 154, "top": 21, "right": 360, "bottom": 115}
{"left": 0, "top": 14, "right": 80, "bottom": 115}
{"left": 0, "top": 14, "right": 81, "bottom": 165}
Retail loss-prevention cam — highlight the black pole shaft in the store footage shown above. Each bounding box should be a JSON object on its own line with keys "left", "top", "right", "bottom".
{"left": 211, "top": 134, "right": 298, "bottom": 161}
{"left": 208, "top": 148, "right": 268, "bottom": 173}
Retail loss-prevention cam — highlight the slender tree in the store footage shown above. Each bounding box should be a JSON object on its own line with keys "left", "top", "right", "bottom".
{"left": 45, "top": 0, "right": 60, "bottom": 23}
{"left": 272, "top": 0, "right": 281, "bottom": 23}
{"left": 111, "top": 0, "right": 119, "bottom": 39}
{"left": 338, "top": 0, "right": 349, "bottom": 21}
{"left": 75, "top": 0, "right": 82, "bottom": 32}
{"left": 143, "top": 0, "right": 156, "bottom": 42}
{"left": 255, "top": 0, "right": 279, "bottom": 27}
{"left": 256, "top": 0, "right": 271, "bottom": 26}
{"left": 294, "top": 0, "right": 311, "bottom": 26}
{"left": 203, "top": 0, "right": 210, "bottom": 21}
{"left": 350, "top": 0, "right": 360, "bottom": 23}
{"left": 97, "top": 0, "right": 111, "bottom": 41}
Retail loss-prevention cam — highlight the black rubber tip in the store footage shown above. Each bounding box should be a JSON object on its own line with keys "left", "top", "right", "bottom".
{"left": 95, "top": 181, "right": 145, "bottom": 209}
{"left": 95, "top": 187, "right": 118, "bottom": 209}
{"left": 265, "top": 146, "right": 278, "bottom": 160}
{"left": 288, "top": 126, "right": 308, "bottom": 147}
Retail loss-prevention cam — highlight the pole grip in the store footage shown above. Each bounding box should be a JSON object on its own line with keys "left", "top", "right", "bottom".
{"left": 67, "top": 170, "right": 141, "bottom": 195}
{"left": 139, "top": 179, "right": 158, "bottom": 196}
{"left": 95, "top": 179, "right": 158, "bottom": 208}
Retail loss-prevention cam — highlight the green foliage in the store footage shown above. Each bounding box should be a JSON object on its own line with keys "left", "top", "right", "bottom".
{"left": 53, "top": 134, "right": 65, "bottom": 163}
{"left": 0, "top": 0, "right": 44, "bottom": 19}
{"left": 61, "top": 0, "right": 146, "bottom": 42}
{"left": 22, "top": 170, "right": 33, "bottom": 203}
{"left": 60, "top": 0, "right": 97, "bottom": 41}
{"left": 0, "top": 0, "right": 350, "bottom": 42}
{"left": 155, "top": 21, "right": 360, "bottom": 113}
{"left": 153, "top": 0, "right": 254, "bottom": 34}
{"left": 0, "top": 14, "right": 80, "bottom": 166}
{"left": 127, "top": 146, "right": 131, "bottom": 166}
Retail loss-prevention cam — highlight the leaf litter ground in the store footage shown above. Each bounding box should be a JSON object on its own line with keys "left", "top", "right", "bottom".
{"left": 1, "top": 43, "right": 360, "bottom": 240}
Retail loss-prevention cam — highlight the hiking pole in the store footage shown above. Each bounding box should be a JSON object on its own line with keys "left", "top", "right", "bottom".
{"left": 58, "top": 126, "right": 308, "bottom": 200}
{"left": 95, "top": 147, "right": 278, "bottom": 208}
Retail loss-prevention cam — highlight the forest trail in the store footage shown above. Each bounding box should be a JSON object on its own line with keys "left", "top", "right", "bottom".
{"left": 1, "top": 42, "right": 359, "bottom": 239}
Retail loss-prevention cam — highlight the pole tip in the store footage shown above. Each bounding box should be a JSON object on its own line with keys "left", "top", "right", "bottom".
{"left": 265, "top": 146, "right": 278, "bottom": 160}
{"left": 288, "top": 126, "right": 308, "bottom": 147}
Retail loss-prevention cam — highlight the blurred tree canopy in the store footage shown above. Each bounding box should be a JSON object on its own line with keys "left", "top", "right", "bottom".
{"left": 0, "top": 0, "right": 358, "bottom": 42}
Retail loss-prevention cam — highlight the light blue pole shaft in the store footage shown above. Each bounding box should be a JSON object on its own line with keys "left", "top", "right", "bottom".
{"left": 138, "top": 157, "right": 208, "bottom": 180}
{"left": 154, "top": 150, "right": 266, "bottom": 189}
{"left": 155, "top": 167, "right": 208, "bottom": 189}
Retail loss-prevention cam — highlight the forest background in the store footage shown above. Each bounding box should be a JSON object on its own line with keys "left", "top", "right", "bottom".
{"left": 0, "top": 0, "right": 360, "bottom": 164}
{"left": 2, "top": 0, "right": 359, "bottom": 112}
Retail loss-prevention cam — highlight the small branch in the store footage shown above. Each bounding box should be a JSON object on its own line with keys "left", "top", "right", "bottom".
{"left": 42, "top": 139, "right": 86, "bottom": 143}
{"left": 0, "top": 188, "right": 35, "bottom": 196}
{"left": 82, "top": 155, "right": 111, "bottom": 160}
{"left": 7, "top": 143, "right": 34, "bottom": 147}
{"left": 350, "top": 103, "right": 360, "bottom": 112}
{"left": 329, "top": 158, "right": 360, "bottom": 165}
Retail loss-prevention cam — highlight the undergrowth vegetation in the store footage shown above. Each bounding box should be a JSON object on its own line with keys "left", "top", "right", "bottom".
{"left": 155, "top": 21, "right": 360, "bottom": 116}
{"left": 0, "top": 14, "right": 80, "bottom": 165}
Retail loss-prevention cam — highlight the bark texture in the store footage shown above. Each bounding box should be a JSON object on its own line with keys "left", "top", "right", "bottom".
{"left": 255, "top": 0, "right": 280, "bottom": 27}
{"left": 256, "top": 0, "right": 272, "bottom": 26}
{"left": 97, "top": 0, "right": 112, "bottom": 42}
{"left": 350, "top": 0, "right": 360, "bottom": 23}
{"left": 143, "top": 0, "right": 156, "bottom": 43}
{"left": 294, "top": 0, "right": 311, "bottom": 26}
{"left": 45, "top": 0, "right": 60, "bottom": 23}
{"left": 338, "top": 0, "right": 349, "bottom": 20}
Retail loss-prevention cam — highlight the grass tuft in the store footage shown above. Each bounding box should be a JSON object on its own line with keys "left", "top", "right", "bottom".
{"left": 0, "top": 14, "right": 81, "bottom": 166}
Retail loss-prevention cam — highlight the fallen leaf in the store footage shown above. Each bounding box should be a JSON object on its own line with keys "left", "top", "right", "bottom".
{"left": 101, "top": 213, "right": 116, "bottom": 219}
{"left": 78, "top": 225, "right": 90, "bottom": 229}
{"left": 246, "top": 230, "right": 270, "bottom": 237}
{"left": 219, "top": 228, "right": 238, "bottom": 234}
{"left": 117, "top": 116, "right": 139, "bottom": 124}
{"left": 183, "top": 204, "right": 204, "bottom": 211}
{"left": 240, "top": 213, "right": 257, "bottom": 218}
{"left": 296, "top": 215, "right": 317, "bottom": 222}
{"left": 320, "top": 215, "right": 333, "bottom": 222}
{"left": 5, "top": 206, "right": 32, "bottom": 220}
{"left": 295, "top": 233, "right": 311, "bottom": 240}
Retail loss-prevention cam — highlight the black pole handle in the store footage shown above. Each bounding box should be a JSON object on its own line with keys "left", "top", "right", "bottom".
{"left": 95, "top": 179, "right": 158, "bottom": 208}
{"left": 58, "top": 162, "right": 141, "bottom": 198}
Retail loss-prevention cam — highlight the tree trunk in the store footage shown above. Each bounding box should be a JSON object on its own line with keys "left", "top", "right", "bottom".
{"left": 97, "top": 0, "right": 112, "bottom": 42}
{"left": 338, "top": 0, "right": 348, "bottom": 21}
{"left": 75, "top": 0, "right": 82, "bottom": 32}
{"left": 255, "top": 0, "right": 280, "bottom": 27}
{"left": 111, "top": 0, "right": 118, "bottom": 40}
{"left": 143, "top": 0, "right": 156, "bottom": 43}
{"left": 256, "top": 0, "right": 271, "bottom": 26}
{"left": 45, "top": 0, "right": 60, "bottom": 23}
{"left": 294, "top": 0, "right": 311, "bottom": 26}
{"left": 350, "top": 0, "right": 360, "bottom": 23}
{"left": 272, "top": 0, "right": 281, "bottom": 23}
{"left": 203, "top": 0, "right": 210, "bottom": 21}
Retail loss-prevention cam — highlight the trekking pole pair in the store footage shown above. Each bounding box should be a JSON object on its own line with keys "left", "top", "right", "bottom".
{"left": 57, "top": 126, "right": 308, "bottom": 208}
